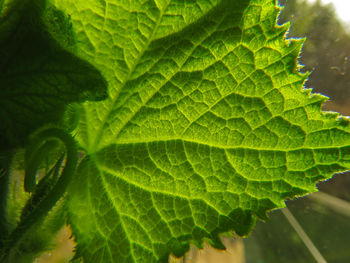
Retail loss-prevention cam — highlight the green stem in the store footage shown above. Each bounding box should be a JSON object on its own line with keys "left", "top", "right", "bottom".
{"left": 20, "top": 151, "right": 65, "bottom": 221}
{"left": 2, "top": 128, "right": 77, "bottom": 259}
{"left": 24, "top": 140, "right": 59, "bottom": 192}
{"left": 0, "top": 151, "right": 13, "bottom": 238}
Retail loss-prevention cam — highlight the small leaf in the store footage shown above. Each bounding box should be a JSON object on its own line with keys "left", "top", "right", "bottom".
{"left": 0, "top": 0, "right": 107, "bottom": 151}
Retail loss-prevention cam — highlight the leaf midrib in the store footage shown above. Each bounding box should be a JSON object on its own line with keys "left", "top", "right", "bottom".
{"left": 89, "top": 1, "right": 172, "bottom": 152}
{"left": 94, "top": 5, "right": 240, "bottom": 154}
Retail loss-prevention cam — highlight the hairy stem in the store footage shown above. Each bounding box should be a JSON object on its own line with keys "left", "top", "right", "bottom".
{"left": 0, "top": 151, "right": 13, "bottom": 238}
{"left": 1, "top": 128, "right": 77, "bottom": 260}
{"left": 24, "top": 140, "right": 59, "bottom": 192}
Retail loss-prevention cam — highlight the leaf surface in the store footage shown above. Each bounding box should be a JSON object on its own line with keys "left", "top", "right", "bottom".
{"left": 52, "top": 0, "right": 350, "bottom": 262}
{"left": 0, "top": 0, "right": 107, "bottom": 151}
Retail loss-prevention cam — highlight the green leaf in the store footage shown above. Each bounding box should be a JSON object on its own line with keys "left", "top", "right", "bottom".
{"left": 0, "top": 0, "right": 29, "bottom": 42}
{"left": 52, "top": 0, "right": 350, "bottom": 262}
{"left": 0, "top": 0, "right": 107, "bottom": 151}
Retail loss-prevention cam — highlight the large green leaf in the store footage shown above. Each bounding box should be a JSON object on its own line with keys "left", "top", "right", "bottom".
{"left": 52, "top": 0, "right": 350, "bottom": 262}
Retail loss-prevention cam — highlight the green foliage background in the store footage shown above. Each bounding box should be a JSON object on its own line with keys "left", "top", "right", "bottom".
{"left": 280, "top": 0, "right": 350, "bottom": 103}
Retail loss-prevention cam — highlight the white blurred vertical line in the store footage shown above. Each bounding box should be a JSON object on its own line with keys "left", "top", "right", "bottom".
{"left": 281, "top": 208, "right": 327, "bottom": 263}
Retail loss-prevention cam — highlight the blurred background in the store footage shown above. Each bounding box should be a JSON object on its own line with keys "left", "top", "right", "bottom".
{"left": 35, "top": 0, "right": 350, "bottom": 262}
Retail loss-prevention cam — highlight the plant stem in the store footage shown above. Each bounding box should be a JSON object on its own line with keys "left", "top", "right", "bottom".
{"left": 1, "top": 128, "right": 77, "bottom": 260}
{"left": 281, "top": 207, "right": 327, "bottom": 263}
{"left": 0, "top": 151, "right": 13, "bottom": 238}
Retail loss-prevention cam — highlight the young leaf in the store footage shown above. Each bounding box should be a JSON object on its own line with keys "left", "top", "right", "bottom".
{"left": 0, "top": 0, "right": 107, "bottom": 151}
{"left": 52, "top": 0, "right": 350, "bottom": 262}
{"left": 0, "top": 0, "right": 107, "bottom": 245}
